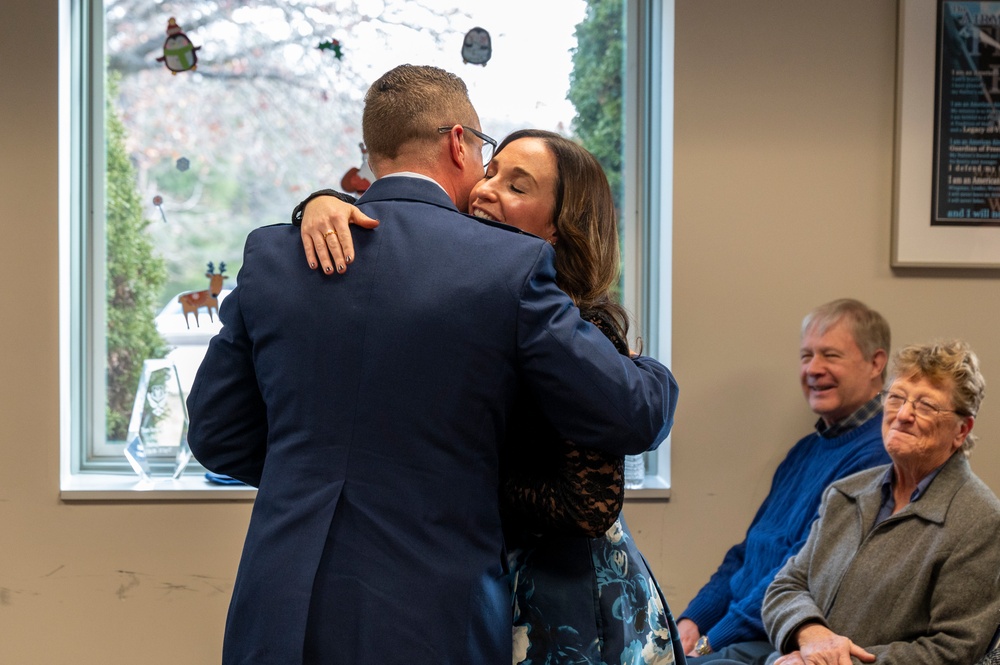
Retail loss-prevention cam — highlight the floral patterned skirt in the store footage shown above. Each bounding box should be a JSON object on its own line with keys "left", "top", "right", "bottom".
{"left": 509, "top": 516, "right": 684, "bottom": 665}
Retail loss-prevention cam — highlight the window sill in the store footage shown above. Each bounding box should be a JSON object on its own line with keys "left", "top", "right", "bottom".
{"left": 60, "top": 473, "right": 257, "bottom": 501}
{"left": 59, "top": 473, "right": 666, "bottom": 502}
{"left": 624, "top": 474, "right": 671, "bottom": 501}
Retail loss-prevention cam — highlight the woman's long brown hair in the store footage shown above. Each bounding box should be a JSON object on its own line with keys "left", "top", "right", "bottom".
{"left": 494, "top": 129, "right": 630, "bottom": 344}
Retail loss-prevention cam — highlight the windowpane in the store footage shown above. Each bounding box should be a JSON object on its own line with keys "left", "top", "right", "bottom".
{"left": 80, "top": 0, "right": 644, "bottom": 475}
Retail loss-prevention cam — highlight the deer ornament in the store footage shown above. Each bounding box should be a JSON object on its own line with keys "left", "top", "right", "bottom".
{"left": 178, "top": 262, "right": 227, "bottom": 329}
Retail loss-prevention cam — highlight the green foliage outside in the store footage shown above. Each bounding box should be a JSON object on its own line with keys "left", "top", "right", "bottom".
{"left": 106, "top": 74, "right": 168, "bottom": 441}
{"left": 569, "top": 0, "right": 625, "bottom": 304}
{"left": 569, "top": 0, "right": 624, "bottom": 209}
{"left": 143, "top": 153, "right": 245, "bottom": 301}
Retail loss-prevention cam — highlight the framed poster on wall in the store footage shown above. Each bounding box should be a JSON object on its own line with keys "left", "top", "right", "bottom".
{"left": 894, "top": 0, "right": 1000, "bottom": 267}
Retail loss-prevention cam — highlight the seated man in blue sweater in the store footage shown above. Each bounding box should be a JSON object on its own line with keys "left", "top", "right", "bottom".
{"left": 680, "top": 298, "right": 892, "bottom": 663}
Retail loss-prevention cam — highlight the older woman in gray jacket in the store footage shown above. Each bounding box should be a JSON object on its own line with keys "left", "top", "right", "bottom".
{"left": 760, "top": 340, "right": 1000, "bottom": 665}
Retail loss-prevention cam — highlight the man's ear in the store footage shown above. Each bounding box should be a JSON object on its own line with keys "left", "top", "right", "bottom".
{"left": 447, "top": 126, "right": 468, "bottom": 169}
{"left": 871, "top": 348, "right": 888, "bottom": 381}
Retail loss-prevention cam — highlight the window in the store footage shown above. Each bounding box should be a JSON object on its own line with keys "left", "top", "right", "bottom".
{"left": 60, "top": 0, "right": 673, "bottom": 497}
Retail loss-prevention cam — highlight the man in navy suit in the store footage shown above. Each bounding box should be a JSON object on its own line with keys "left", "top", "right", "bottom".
{"left": 187, "top": 64, "right": 678, "bottom": 665}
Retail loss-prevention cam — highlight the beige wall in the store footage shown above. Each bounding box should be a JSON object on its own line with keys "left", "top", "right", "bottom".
{"left": 3, "top": 0, "right": 999, "bottom": 662}
{"left": 638, "top": 0, "right": 1000, "bottom": 613}
{"left": 2, "top": 3, "right": 249, "bottom": 662}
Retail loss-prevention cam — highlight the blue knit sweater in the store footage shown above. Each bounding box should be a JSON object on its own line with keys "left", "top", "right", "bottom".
{"left": 680, "top": 415, "right": 890, "bottom": 649}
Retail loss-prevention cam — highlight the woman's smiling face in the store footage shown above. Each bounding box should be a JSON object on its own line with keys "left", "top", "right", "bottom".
{"left": 468, "top": 137, "right": 559, "bottom": 243}
{"left": 882, "top": 374, "right": 970, "bottom": 472}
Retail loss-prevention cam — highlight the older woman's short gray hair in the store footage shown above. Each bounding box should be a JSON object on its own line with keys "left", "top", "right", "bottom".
{"left": 888, "top": 340, "right": 985, "bottom": 453}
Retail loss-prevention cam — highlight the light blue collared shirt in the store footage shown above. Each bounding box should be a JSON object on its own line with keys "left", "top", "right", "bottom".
{"left": 872, "top": 461, "right": 947, "bottom": 529}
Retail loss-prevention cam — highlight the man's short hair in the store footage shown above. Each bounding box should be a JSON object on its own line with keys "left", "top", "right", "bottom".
{"left": 362, "top": 64, "right": 478, "bottom": 161}
{"left": 801, "top": 298, "right": 891, "bottom": 379}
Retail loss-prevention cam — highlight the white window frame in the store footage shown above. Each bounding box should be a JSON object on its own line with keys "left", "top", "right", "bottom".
{"left": 622, "top": 0, "right": 674, "bottom": 499}
{"left": 59, "top": 0, "right": 673, "bottom": 500}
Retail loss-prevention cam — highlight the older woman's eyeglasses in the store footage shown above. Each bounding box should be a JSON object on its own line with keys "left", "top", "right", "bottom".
{"left": 438, "top": 125, "right": 497, "bottom": 167}
{"left": 880, "top": 391, "right": 959, "bottom": 419}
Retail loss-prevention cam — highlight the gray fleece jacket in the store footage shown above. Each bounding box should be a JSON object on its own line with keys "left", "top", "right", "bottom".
{"left": 762, "top": 453, "right": 1000, "bottom": 664}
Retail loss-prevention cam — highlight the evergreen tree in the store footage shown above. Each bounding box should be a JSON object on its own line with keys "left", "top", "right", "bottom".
{"left": 105, "top": 74, "right": 168, "bottom": 441}
{"left": 568, "top": 0, "right": 624, "bottom": 208}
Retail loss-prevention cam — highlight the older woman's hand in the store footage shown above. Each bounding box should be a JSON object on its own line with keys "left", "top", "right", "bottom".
{"left": 301, "top": 195, "right": 379, "bottom": 275}
{"left": 789, "top": 623, "right": 875, "bottom": 665}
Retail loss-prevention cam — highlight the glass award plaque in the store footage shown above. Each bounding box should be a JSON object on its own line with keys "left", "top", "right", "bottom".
{"left": 124, "top": 359, "right": 192, "bottom": 481}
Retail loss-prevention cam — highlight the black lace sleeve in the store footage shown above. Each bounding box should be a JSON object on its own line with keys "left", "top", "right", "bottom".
{"left": 500, "top": 310, "right": 629, "bottom": 538}
{"left": 290, "top": 189, "right": 358, "bottom": 226}
{"left": 502, "top": 442, "right": 624, "bottom": 538}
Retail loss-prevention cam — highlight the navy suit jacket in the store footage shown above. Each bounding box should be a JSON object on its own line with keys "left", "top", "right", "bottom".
{"left": 187, "top": 176, "right": 678, "bottom": 665}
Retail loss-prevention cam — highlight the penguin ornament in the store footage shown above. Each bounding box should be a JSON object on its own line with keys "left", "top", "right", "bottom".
{"left": 461, "top": 27, "right": 492, "bottom": 66}
{"left": 157, "top": 17, "right": 201, "bottom": 74}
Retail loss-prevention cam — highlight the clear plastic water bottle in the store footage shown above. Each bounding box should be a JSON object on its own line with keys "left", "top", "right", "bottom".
{"left": 624, "top": 453, "right": 645, "bottom": 489}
